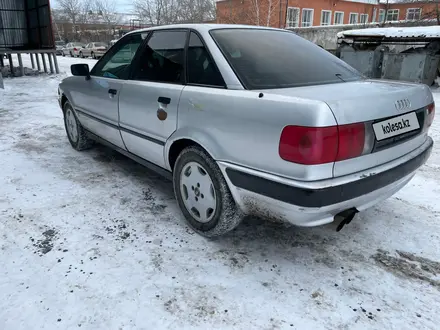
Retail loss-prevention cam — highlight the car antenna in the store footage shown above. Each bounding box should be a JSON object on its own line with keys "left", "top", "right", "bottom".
{"left": 258, "top": 92, "right": 264, "bottom": 98}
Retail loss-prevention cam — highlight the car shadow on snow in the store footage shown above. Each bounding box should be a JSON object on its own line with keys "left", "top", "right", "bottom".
{"left": 83, "top": 144, "right": 440, "bottom": 289}
{"left": 91, "top": 143, "right": 368, "bottom": 253}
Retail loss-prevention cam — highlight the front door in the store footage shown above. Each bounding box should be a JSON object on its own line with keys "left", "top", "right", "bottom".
{"left": 72, "top": 34, "right": 143, "bottom": 149}
{"left": 118, "top": 30, "right": 187, "bottom": 168}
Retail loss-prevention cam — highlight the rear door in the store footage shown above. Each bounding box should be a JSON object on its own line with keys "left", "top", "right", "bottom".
{"left": 118, "top": 29, "right": 187, "bottom": 168}
{"left": 71, "top": 33, "right": 143, "bottom": 149}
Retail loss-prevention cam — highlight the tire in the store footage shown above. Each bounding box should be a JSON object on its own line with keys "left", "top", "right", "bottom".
{"left": 80, "top": 52, "right": 84, "bottom": 58}
{"left": 62, "top": 51, "right": 65, "bottom": 57}
{"left": 70, "top": 51, "right": 73, "bottom": 57}
{"left": 92, "top": 52, "right": 96, "bottom": 59}
{"left": 63, "top": 101, "right": 94, "bottom": 151}
{"left": 173, "top": 146, "right": 242, "bottom": 237}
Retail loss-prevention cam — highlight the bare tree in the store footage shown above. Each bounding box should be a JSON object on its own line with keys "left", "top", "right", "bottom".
{"left": 133, "top": 0, "right": 181, "bottom": 25}
{"left": 77, "top": 1, "right": 93, "bottom": 24}
{"left": 224, "top": 0, "right": 279, "bottom": 26}
{"left": 56, "top": 0, "right": 82, "bottom": 27}
{"left": 418, "top": 0, "right": 440, "bottom": 24}
{"left": 178, "top": 0, "right": 216, "bottom": 23}
{"left": 56, "top": 0, "right": 92, "bottom": 38}
{"left": 93, "top": 0, "right": 121, "bottom": 32}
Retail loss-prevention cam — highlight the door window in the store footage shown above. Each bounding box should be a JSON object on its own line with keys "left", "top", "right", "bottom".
{"left": 131, "top": 30, "right": 186, "bottom": 84}
{"left": 187, "top": 32, "right": 224, "bottom": 87}
{"left": 91, "top": 34, "right": 143, "bottom": 80}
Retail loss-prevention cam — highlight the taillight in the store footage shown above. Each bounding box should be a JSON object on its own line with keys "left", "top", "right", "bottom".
{"left": 336, "top": 123, "right": 365, "bottom": 161}
{"left": 426, "top": 102, "right": 435, "bottom": 128}
{"left": 74, "top": 47, "right": 77, "bottom": 51}
{"left": 279, "top": 123, "right": 366, "bottom": 165}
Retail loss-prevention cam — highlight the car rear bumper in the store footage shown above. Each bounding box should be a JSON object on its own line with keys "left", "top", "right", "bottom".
{"left": 218, "top": 136, "right": 433, "bottom": 226}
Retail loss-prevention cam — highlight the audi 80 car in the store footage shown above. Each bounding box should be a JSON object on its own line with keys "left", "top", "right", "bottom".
{"left": 58, "top": 24, "right": 434, "bottom": 237}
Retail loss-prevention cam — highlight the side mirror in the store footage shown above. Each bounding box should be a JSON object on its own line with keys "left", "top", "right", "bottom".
{"left": 71, "top": 64, "right": 90, "bottom": 80}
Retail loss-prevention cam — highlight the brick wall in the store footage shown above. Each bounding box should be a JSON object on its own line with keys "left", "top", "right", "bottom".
{"left": 216, "top": 0, "right": 440, "bottom": 28}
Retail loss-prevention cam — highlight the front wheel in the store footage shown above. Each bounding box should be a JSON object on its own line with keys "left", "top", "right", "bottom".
{"left": 173, "top": 146, "right": 242, "bottom": 237}
{"left": 63, "top": 101, "right": 94, "bottom": 151}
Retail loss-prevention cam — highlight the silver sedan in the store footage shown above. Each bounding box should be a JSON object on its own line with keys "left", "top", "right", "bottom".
{"left": 62, "top": 42, "right": 85, "bottom": 57}
{"left": 80, "top": 42, "right": 108, "bottom": 59}
{"left": 57, "top": 24, "right": 434, "bottom": 237}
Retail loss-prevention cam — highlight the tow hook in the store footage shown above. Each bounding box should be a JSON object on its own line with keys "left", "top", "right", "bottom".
{"left": 335, "top": 209, "right": 358, "bottom": 232}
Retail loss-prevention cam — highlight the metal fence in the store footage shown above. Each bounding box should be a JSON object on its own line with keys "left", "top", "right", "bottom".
{"left": 0, "top": 0, "right": 54, "bottom": 50}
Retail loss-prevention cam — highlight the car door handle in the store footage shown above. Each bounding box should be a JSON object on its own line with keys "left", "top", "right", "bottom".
{"left": 158, "top": 96, "right": 171, "bottom": 105}
{"left": 108, "top": 89, "right": 117, "bottom": 95}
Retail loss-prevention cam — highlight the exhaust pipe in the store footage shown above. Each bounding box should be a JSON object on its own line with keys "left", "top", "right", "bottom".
{"left": 335, "top": 208, "right": 358, "bottom": 232}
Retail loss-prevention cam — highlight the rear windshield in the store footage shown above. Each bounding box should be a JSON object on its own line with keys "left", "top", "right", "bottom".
{"left": 210, "top": 29, "right": 362, "bottom": 90}
{"left": 95, "top": 42, "right": 107, "bottom": 47}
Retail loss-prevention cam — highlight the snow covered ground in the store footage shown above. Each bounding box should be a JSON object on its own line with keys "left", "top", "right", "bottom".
{"left": 1, "top": 55, "right": 440, "bottom": 330}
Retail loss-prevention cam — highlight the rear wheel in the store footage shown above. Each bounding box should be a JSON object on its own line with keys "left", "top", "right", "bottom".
{"left": 63, "top": 101, "right": 93, "bottom": 151}
{"left": 173, "top": 146, "right": 242, "bottom": 237}
{"left": 92, "top": 52, "right": 96, "bottom": 59}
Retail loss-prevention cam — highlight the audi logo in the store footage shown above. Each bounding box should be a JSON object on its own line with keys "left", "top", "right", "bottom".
{"left": 395, "top": 99, "right": 411, "bottom": 111}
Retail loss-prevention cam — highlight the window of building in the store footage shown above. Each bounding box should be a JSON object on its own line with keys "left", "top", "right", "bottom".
{"left": 132, "top": 30, "right": 186, "bottom": 84}
{"left": 321, "top": 10, "right": 332, "bottom": 26}
{"left": 301, "top": 9, "right": 314, "bottom": 27}
{"left": 286, "top": 7, "right": 300, "bottom": 28}
{"left": 387, "top": 9, "right": 400, "bottom": 21}
{"left": 379, "top": 9, "right": 385, "bottom": 22}
{"left": 406, "top": 8, "right": 421, "bottom": 21}
{"left": 360, "top": 14, "right": 368, "bottom": 24}
{"left": 372, "top": 8, "right": 377, "bottom": 22}
{"left": 349, "top": 13, "right": 358, "bottom": 24}
{"left": 187, "top": 32, "right": 224, "bottom": 87}
{"left": 334, "top": 11, "right": 344, "bottom": 25}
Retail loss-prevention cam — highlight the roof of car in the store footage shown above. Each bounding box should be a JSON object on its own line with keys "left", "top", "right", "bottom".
{"left": 125, "top": 23, "right": 285, "bottom": 36}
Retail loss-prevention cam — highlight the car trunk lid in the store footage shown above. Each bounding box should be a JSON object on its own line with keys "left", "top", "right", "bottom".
{"left": 265, "top": 80, "right": 434, "bottom": 177}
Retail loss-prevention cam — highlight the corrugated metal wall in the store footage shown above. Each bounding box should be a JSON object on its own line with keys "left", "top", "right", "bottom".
{"left": 0, "top": 0, "right": 54, "bottom": 50}
{"left": 0, "top": 0, "right": 27, "bottom": 48}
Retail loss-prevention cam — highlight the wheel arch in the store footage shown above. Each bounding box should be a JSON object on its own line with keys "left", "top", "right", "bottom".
{"left": 165, "top": 128, "right": 224, "bottom": 172}
{"left": 60, "top": 94, "right": 69, "bottom": 111}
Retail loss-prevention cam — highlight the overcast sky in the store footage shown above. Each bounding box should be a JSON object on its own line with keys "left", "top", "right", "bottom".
{"left": 52, "top": 0, "right": 133, "bottom": 12}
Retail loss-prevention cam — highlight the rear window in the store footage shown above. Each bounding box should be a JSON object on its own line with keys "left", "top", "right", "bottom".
{"left": 95, "top": 42, "right": 107, "bottom": 47}
{"left": 210, "top": 29, "right": 362, "bottom": 90}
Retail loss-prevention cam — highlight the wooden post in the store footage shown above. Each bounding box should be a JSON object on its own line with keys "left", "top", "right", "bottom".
{"left": 48, "top": 53, "right": 54, "bottom": 74}
{"left": 7, "top": 54, "right": 13, "bottom": 76}
{"left": 30, "top": 53, "right": 35, "bottom": 69}
{"left": 18, "top": 53, "right": 25, "bottom": 76}
{"left": 53, "top": 53, "right": 60, "bottom": 74}
{"left": 36, "top": 53, "right": 41, "bottom": 72}
{"left": 41, "top": 53, "right": 47, "bottom": 73}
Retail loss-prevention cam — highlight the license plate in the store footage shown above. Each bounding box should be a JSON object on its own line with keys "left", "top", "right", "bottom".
{"left": 372, "top": 112, "right": 420, "bottom": 141}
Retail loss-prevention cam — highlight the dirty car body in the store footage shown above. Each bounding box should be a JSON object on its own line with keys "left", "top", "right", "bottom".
{"left": 58, "top": 24, "right": 434, "bottom": 236}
